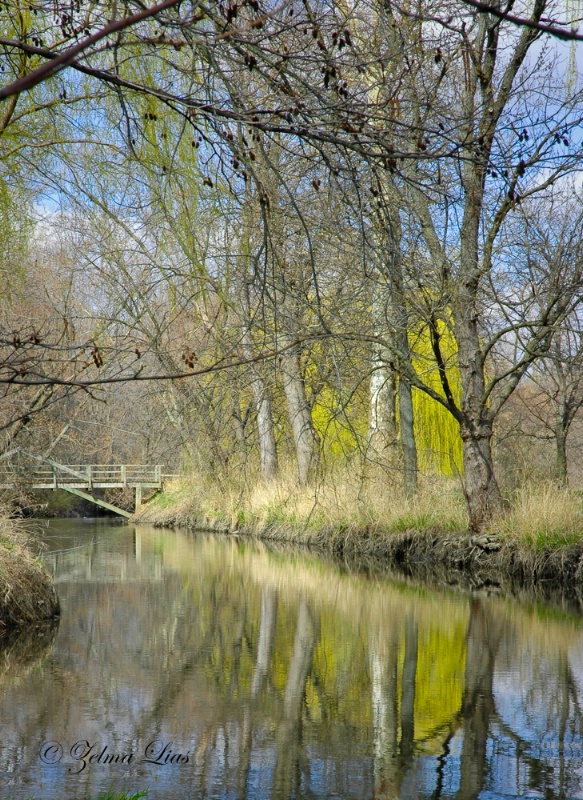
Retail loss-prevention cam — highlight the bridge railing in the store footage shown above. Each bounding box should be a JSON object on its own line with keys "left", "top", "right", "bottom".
{"left": 0, "top": 464, "right": 168, "bottom": 489}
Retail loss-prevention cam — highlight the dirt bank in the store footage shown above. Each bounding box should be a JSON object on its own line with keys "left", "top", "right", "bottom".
{"left": 0, "top": 518, "right": 60, "bottom": 630}
{"left": 132, "top": 502, "right": 583, "bottom": 594}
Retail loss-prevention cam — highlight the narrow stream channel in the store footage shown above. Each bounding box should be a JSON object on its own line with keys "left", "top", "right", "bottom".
{"left": 2, "top": 519, "right": 583, "bottom": 799}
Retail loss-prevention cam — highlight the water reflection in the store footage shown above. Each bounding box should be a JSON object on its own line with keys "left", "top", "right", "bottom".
{"left": 0, "top": 620, "right": 59, "bottom": 680}
{"left": 1, "top": 521, "right": 583, "bottom": 799}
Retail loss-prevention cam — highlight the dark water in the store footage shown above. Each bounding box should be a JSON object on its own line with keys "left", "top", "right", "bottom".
{"left": 2, "top": 520, "right": 583, "bottom": 800}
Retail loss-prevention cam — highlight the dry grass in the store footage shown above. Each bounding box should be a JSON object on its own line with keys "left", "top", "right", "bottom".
{"left": 489, "top": 482, "right": 583, "bottom": 550}
{"left": 145, "top": 468, "right": 469, "bottom": 536}
{"left": 139, "top": 471, "right": 583, "bottom": 553}
{"left": 0, "top": 507, "right": 60, "bottom": 630}
{"left": 134, "top": 476, "right": 583, "bottom": 587}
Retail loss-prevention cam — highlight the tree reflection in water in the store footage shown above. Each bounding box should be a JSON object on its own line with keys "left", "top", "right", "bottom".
{"left": 1, "top": 522, "right": 583, "bottom": 799}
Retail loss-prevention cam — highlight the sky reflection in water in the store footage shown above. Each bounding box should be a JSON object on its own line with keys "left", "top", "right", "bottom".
{"left": 1, "top": 519, "right": 583, "bottom": 799}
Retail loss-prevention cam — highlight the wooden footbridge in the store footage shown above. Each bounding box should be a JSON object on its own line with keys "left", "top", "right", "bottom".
{"left": 0, "top": 449, "right": 171, "bottom": 518}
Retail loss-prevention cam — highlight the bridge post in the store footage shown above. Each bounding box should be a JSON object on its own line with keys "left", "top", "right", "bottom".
{"left": 86, "top": 465, "right": 92, "bottom": 489}
{"left": 135, "top": 485, "right": 142, "bottom": 512}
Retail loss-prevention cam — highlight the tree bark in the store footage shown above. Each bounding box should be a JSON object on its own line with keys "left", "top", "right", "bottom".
{"left": 242, "top": 332, "right": 279, "bottom": 481}
{"left": 280, "top": 346, "right": 319, "bottom": 486}
{"left": 253, "top": 376, "right": 279, "bottom": 481}
{"left": 369, "top": 281, "right": 398, "bottom": 462}
{"left": 555, "top": 424, "right": 568, "bottom": 486}
{"left": 554, "top": 391, "right": 570, "bottom": 486}
{"left": 379, "top": 200, "right": 418, "bottom": 493}
{"left": 399, "top": 377, "right": 418, "bottom": 496}
{"left": 459, "top": 418, "right": 503, "bottom": 532}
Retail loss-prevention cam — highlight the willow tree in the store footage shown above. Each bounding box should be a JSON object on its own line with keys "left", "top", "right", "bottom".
{"left": 356, "top": 1, "right": 583, "bottom": 528}
{"left": 3, "top": 0, "right": 583, "bottom": 528}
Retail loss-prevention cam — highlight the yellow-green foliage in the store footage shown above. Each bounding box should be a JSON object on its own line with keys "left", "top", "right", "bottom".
{"left": 309, "top": 318, "right": 463, "bottom": 476}
{"left": 409, "top": 319, "right": 463, "bottom": 477}
{"left": 312, "top": 384, "right": 367, "bottom": 460}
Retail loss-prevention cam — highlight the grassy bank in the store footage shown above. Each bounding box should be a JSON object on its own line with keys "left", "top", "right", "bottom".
{"left": 0, "top": 508, "right": 60, "bottom": 630}
{"left": 133, "top": 474, "right": 583, "bottom": 589}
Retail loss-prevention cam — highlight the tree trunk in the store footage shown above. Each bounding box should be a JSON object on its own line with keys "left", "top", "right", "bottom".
{"left": 240, "top": 193, "right": 279, "bottom": 482}
{"left": 555, "top": 420, "right": 568, "bottom": 486}
{"left": 253, "top": 377, "right": 279, "bottom": 481}
{"left": 456, "top": 162, "right": 503, "bottom": 530}
{"left": 280, "top": 347, "right": 319, "bottom": 486}
{"left": 399, "top": 377, "right": 418, "bottom": 496}
{"left": 369, "top": 281, "right": 398, "bottom": 462}
{"left": 381, "top": 201, "right": 418, "bottom": 493}
{"left": 242, "top": 332, "right": 279, "bottom": 481}
{"left": 460, "top": 419, "right": 504, "bottom": 532}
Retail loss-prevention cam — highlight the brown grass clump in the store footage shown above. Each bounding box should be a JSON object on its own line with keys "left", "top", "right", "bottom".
{"left": 137, "top": 470, "right": 469, "bottom": 537}
{"left": 490, "top": 482, "right": 583, "bottom": 550}
{"left": 0, "top": 508, "right": 60, "bottom": 630}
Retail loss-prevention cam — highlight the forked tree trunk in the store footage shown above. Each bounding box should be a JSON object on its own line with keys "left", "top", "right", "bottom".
{"left": 456, "top": 169, "right": 503, "bottom": 530}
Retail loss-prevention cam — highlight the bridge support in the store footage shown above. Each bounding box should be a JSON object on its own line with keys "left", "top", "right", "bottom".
{"left": 135, "top": 485, "right": 142, "bottom": 512}
{"left": 59, "top": 486, "right": 132, "bottom": 519}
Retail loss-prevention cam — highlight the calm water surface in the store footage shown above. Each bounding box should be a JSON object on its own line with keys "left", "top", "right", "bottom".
{"left": 1, "top": 519, "right": 583, "bottom": 799}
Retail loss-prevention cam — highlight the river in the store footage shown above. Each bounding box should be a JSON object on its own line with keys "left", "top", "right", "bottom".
{"left": 1, "top": 519, "right": 583, "bottom": 799}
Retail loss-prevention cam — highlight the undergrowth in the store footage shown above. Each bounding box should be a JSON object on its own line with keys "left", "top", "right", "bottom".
{"left": 142, "top": 467, "right": 469, "bottom": 535}
{"left": 489, "top": 482, "right": 583, "bottom": 550}
{"left": 140, "top": 469, "right": 583, "bottom": 552}
{"left": 0, "top": 506, "right": 60, "bottom": 629}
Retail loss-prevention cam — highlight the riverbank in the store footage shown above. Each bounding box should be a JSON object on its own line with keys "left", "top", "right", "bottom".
{"left": 0, "top": 511, "right": 60, "bottom": 630}
{"left": 132, "top": 477, "right": 583, "bottom": 591}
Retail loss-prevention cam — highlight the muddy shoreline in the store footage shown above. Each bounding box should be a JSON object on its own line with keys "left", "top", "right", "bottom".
{"left": 132, "top": 505, "right": 583, "bottom": 600}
